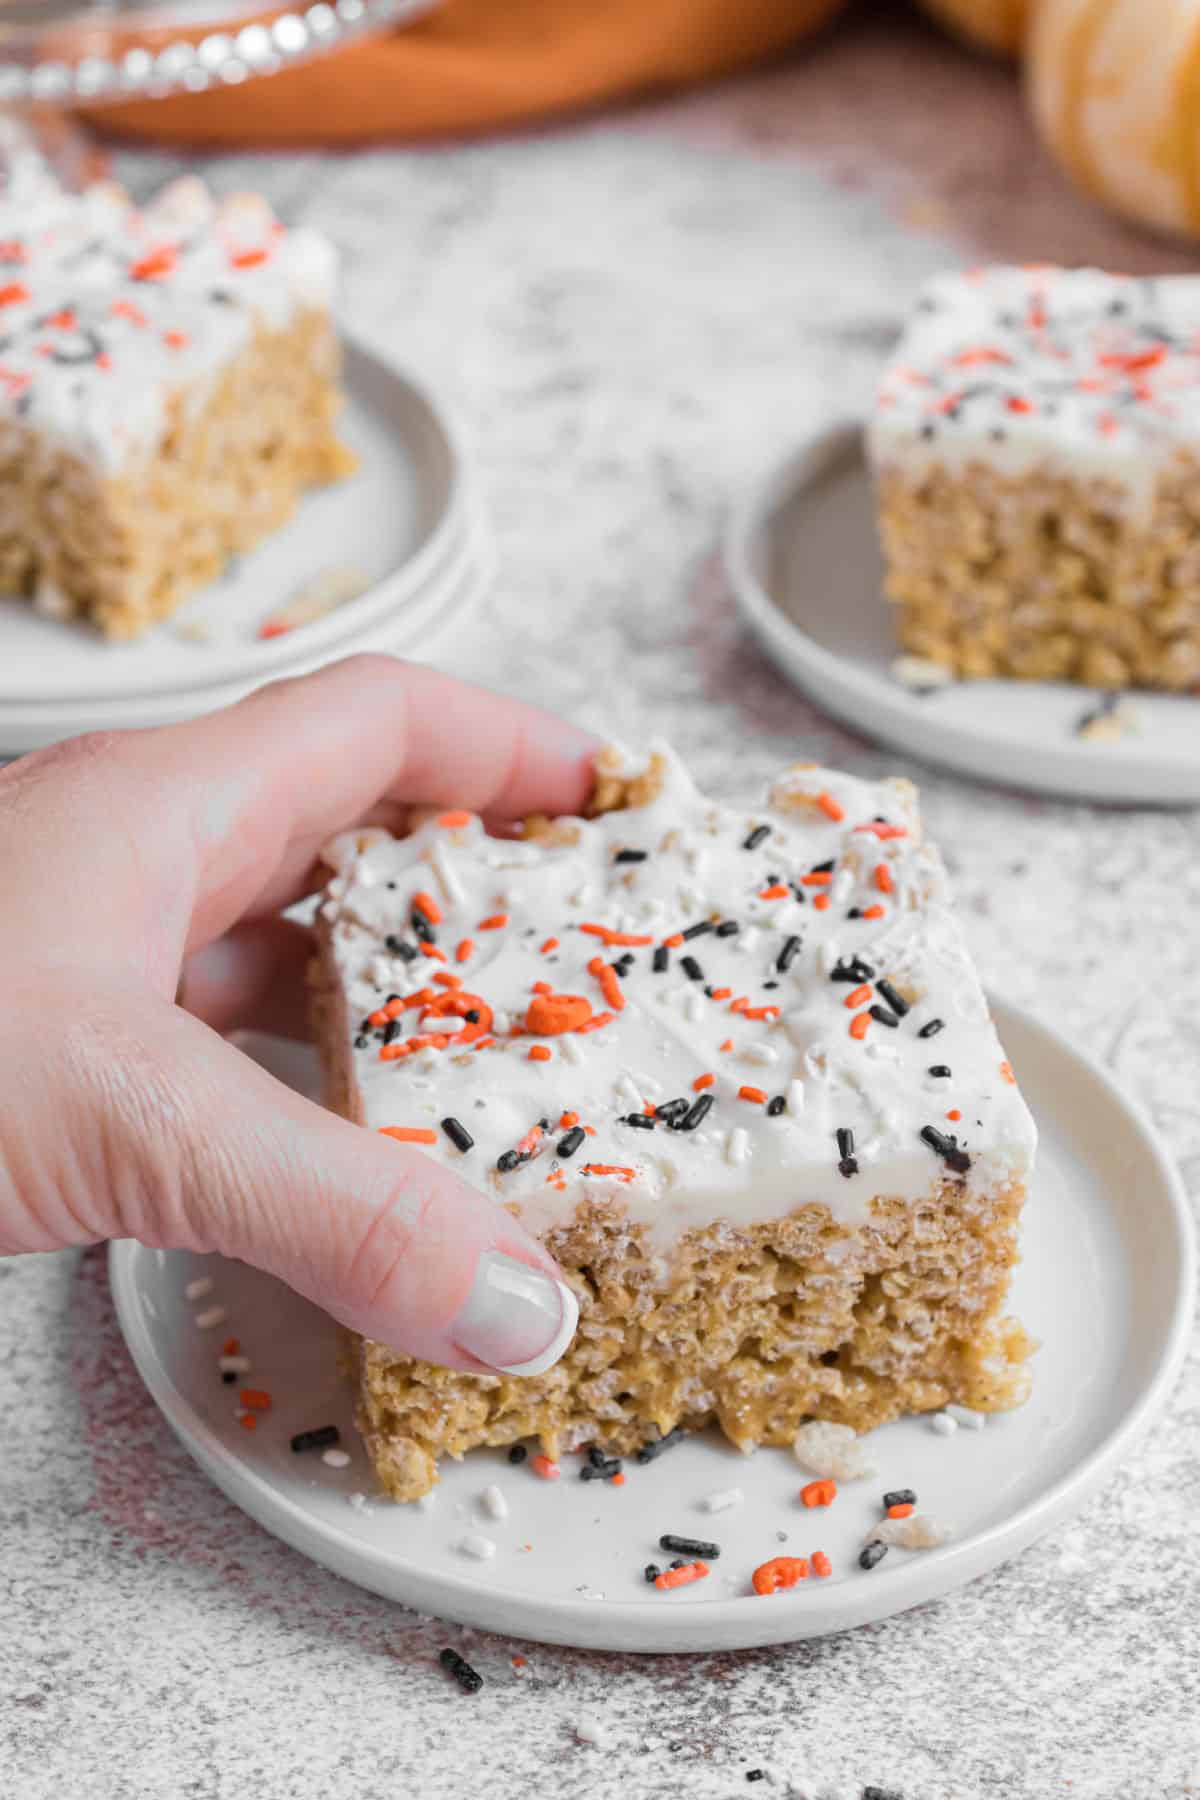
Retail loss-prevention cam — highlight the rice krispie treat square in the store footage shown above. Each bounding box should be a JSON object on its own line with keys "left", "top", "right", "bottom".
{"left": 869, "top": 266, "right": 1200, "bottom": 690}
{"left": 312, "top": 744, "right": 1036, "bottom": 1502}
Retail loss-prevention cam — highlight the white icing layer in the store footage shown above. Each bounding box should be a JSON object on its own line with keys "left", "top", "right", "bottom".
{"left": 868, "top": 266, "right": 1200, "bottom": 517}
{"left": 0, "top": 166, "right": 336, "bottom": 472}
{"left": 322, "top": 746, "right": 1035, "bottom": 1257}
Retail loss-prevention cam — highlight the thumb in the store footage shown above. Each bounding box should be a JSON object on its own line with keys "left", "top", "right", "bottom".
{"left": 58, "top": 986, "right": 578, "bottom": 1376}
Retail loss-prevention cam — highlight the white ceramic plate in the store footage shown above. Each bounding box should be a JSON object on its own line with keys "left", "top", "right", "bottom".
{"left": 0, "top": 337, "right": 482, "bottom": 752}
{"left": 727, "top": 425, "right": 1200, "bottom": 806}
{"left": 109, "top": 1000, "right": 1194, "bottom": 1653}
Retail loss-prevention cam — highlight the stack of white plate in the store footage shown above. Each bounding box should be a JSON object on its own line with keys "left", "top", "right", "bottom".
{"left": 0, "top": 337, "right": 489, "bottom": 754}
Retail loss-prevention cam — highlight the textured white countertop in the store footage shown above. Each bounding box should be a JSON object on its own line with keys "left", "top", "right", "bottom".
{"left": 3, "top": 15, "right": 1199, "bottom": 1799}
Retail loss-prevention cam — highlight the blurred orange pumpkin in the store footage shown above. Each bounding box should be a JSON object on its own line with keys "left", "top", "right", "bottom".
{"left": 1028, "top": 0, "right": 1200, "bottom": 239}
{"left": 916, "top": 0, "right": 1027, "bottom": 55}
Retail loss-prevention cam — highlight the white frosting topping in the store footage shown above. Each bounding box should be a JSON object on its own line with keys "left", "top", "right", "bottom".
{"left": 868, "top": 266, "right": 1200, "bottom": 515}
{"left": 321, "top": 745, "right": 1035, "bottom": 1257}
{"left": 0, "top": 166, "right": 335, "bottom": 471}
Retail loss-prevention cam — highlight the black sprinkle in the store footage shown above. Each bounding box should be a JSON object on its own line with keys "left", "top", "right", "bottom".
{"left": 836, "top": 1127, "right": 855, "bottom": 1160}
{"left": 882, "top": 1488, "right": 916, "bottom": 1509}
{"left": 354, "top": 1034, "right": 368, "bottom": 1049}
{"left": 653, "top": 945, "right": 670, "bottom": 973}
{"left": 623, "top": 1113, "right": 656, "bottom": 1130}
{"left": 660, "top": 1534, "right": 720, "bottom": 1560}
{"left": 384, "top": 933, "right": 417, "bottom": 961}
{"left": 875, "top": 979, "right": 910, "bottom": 1017}
{"left": 919, "top": 1125, "right": 971, "bottom": 1174}
{"left": 715, "top": 920, "right": 740, "bottom": 937}
{"left": 655, "top": 1098, "right": 690, "bottom": 1124}
{"left": 860, "top": 1540, "right": 889, "bottom": 1571}
{"left": 587, "top": 1446, "right": 609, "bottom": 1467}
{"left": 839, "top": 1158, "right": 859, "bottom": 1179}
{"left": 439, "top": 1648, "right": 483, "bottom": 1695}
{"left": 497, "top": 1149, "right": 521, "bottom": 1173}
{"left": 644, "top": 1564, "right": 663, "bottom": 1584}
{"left": 508, "top": 1445, "right": 527, "bottom": 1464}
{"left": 682, "top": 920, "right": 714, "bottom": 941}
{"left": 581, "top": 1458, "right": 622, "bottom": 1480}
{"left": 209, "top": 287, "right": 235, "bottom": 304}
{"left": 812, "top": 858, "right": 835, "bottom": 874}
{"left": 743, "top": 825, "right": 771, "bottom": 851}
{"left": 222, "top": 1370, "right": 237, "bottom": 1384}
{"left": 746, "top": 1775, "right": 766, "bottom": 1785}
{"left": 869, "top": 1005, "right": 900, "bottom": 1029}
{"left": 927, "top": 1065, "right": 952, "bottom": 1079}
{"left": 411, "top": 911, "right": 435, "bottom": 944}
{"left": 680, "top": 955, "right": 705, "bottom": 982}
{"left": 831, "top": 957, "right": 874, "bottom": 984}
{"left": 766, "top": 1095, "right": 786, "bottom": 1117}
{"left": 918, "top": 1018, "right": 945, "bottom": 1039}
{"left": 614, "top": 848, "right": 648, "bottom": 863}
{"left": 763, "top": 980, "right": 779, "bottom": 990}
{"left": 636, "top": 1426, "right": 686, "bottom": 1464}
{"left": 441, "top": 1116, "right": 475, "bottom": 1153}
{"left": 464, "top": 1008, "right": 481, "bottom": 1024}
{"left": 291, "top": 1425, "right": 340, "bottom": 1454}
{"left": 676, "top": 1094, "right": 714, "bottom": 1132}
{"left": 1075, "top": 691, "right": 1121, "bottom": 736}
{"left": 776, "top": 935, "right": 802, "bottom": 974}
{"left": 557, "top": 1126, "right": 586, "bottom": 1158}
{"left": 611, "top": 953, "right": 635, "bottom": 976}
{"left": 847, "top": 907, "right": 863, "bottom": 920}
{"left": 383, "top": 1018, "right": 402, "bottom": 1046}
{"left": 791, "top": 885, "right": 807, "bottom": 904}
{"left": 863, "top": 1789, "right": 905, "bottom": 1800}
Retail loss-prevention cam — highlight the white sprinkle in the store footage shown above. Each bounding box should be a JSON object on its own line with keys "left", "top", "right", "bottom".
{"left": 736, "top": 926, "right": 761, "bottom": 954}
{"left": 369, "top": 953, "right": 394, "bottom": 985}
{"left": 560, "top": 1034, "right": 584, "bottom": 1065}
{"left": 185, "top": 1276, "right": 213, "bottom": 1301}
{"left": 431, "top": 841, "right": 465, "bottom": 905}
{"left": 787, "top": 1079, "right": 806, "bottom": 1115}
{"left": 868, "top": 1513, "right": 951, "bottom": 1551}
{"left": 417, "top": 1491, "right": 438, "bottom": 1513}
{"left": 574, "top": 1716, "right": 616, "bottom": 1749}
{"left": 685, "top": 992, "right": 705, "bottom": 1024}
{"left": 699, "top": 1487, "right": 744, "bottom": 1514}
{"left": 617, "top": 1074, "right": 643, "bottom": 1109}
{"left": 322, "top": 1448, "right": 351, "bottom": 1469}
{"left": 945, "top": 1403, "right": 986, "bottom": 1430}
{"left": 479, "top": 1484, "right": 508, "bottom": 1521}
{"left": 347, "top": 1492, "right": 370, "bottom": 1511}
{"left": 929, "top": 1412, "right": 958, "bottom": 1436}
{"left": 725, "top": 1127, "right": 750, "bottom": 1166}
{"left": 792, "top": 1420, "right": 875, "bottom": 1481}
{"left": 456, "top": 1532, "right": 497, "bottom": 1561}
{"left": 492, "top": 1009, "right": 511, "bottom": 1036}
{"left": 194, "top": 1306, "right": 226, "bottom": 1329}
{"left": 218, "top": 1354, "right": 251, "bottom": 1374}
{"left": 437, "top": 1016, "right": 465, "bottom": 1036}
{"left": 743, "top": 1043, "right": 778, "bottom": 1065}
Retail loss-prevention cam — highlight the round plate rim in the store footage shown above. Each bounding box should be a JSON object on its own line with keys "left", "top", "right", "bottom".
{"left": 108, "top": 997, "right": 1195, "bottom": 1652}
{"left": 0, "top": 334, "right": 470, "bottom": 710}
{"left": 725, "top": 423, "right": 1200, "bottom": 807}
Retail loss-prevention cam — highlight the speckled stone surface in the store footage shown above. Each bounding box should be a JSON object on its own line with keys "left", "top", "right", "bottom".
{"left": 3, "top": 15, "right": 1200, "bottom": 1798}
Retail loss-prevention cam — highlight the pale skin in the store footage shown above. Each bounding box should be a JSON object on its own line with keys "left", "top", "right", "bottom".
{"left": 0, "top": 655, "right": 598, "bottom": 1373}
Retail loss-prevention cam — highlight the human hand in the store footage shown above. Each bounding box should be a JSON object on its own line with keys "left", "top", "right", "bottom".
{"left": 0, "top": 656, "right": 598, "bottom": 1375}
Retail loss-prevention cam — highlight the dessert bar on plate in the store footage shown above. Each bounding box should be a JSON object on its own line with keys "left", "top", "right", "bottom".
{"left": 869, "top": 266, "right": 1200, "bottom": 691}
{"left": 313, "top": 745, "right": 1037, "bottom": 1502}
{"left": 0, "top": 154, "right": 352, "bottom": 638}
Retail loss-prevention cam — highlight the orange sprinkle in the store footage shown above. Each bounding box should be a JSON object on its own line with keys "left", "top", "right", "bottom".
{"left": 474, "top": 1036, "right": 496, "bottom": 1050}
{"left": 643, "top": 1102, "right": 657, "bottom": 1117}
{"left": 528, "top": 1045, "right": 552, "bottom": 1062}
{"left": 530, "top": 1454, "right": 560, "bottom": 1480}
{"left": 759, "top": 883, "right": 790, "bottom": 900}
{"left": 844, "top": 984, "right": 872, "bottom": 1009}
{"left": 719, "top": 1038, "right": 734, "bottom": 1053}
{"left": 532, "top": 980, "right": 553, "bottom": 995}
{"left": 1000, "top": 1060, "right": 1016, "bottom": 1084}
{"left": 580, "top": 923, "right": 654, "bottom": 947}
{"left": 587, "top": 956, "right": 627, "bottom": 1013}
{"left": 222, "top": 1338, "right": 240, "bottom": 1356}
{"left": 437, "top": 810, "right": 473, "bottom": 828}
{"left": 238, "top": 1413, "right": 258, "bottom": 1431}
{"left": 861, "top": 904, "right": 886, "bottom": 921}
{"left": 516, "top": 1125, "right": 545, "bottom": 1158}
{"left": 801, "top": 1479, "right": 837, "bottom": 1508}
{"left": 478, "top": 913, "right": 509, "bottom": 931}
{"left": 811, "top": 1551, "right": 832, "bottom": 1578}
{"left": 413, "top": 890, "right": 442, "bottom": 925}
{"left": 663, "top": 933, "right": 685, "bottom": 948}
{"left": 541, "top": 937, "right": 560, "bottom": 954}
{"left": 813, "top": 894, "right": 830, "bottom": 912}
{"left": 257, "top": 621, "right": 290, "bottom": 641}
{"left": 581, "top": 1164, "right": 637, "bottom": 1182}
{"left": 455, "top": 938, "right": 474, "bottom": 964}
{"left": 611, "top": 1472, "right": 626, "bottom": 1487}
{"left": 849, "top": 1014, "right": 871, "bottom": 1041}
{"left": 874, "top": 863, "right": 894, "bottom": 895}
{"left": 729, "top": 996, "right": 750, "bottom": 1015}
{"left": 887, "top": 1502, "right": 915, "bottom": 1519}
{"left": 751, "top": 1556, "right": 809, "bottom": 1595}
{"left": 577, "top": 1010, "right": 615, "bottom": 1034}
{"left": 239, "top": 1389, "right": 271, "bottom": 1412}
{"left": 743, "top": 1005, "right": 781, "bottom": 1021}
{"left": 559, "top": 1111, "right": 579, "bottom": 1129}
{"left": 379, "top": 1126, "right": 438, "bottom": 1144}
{"left": 511, "top": 1656, "right": 528, "bottom": 1669}
{"left": 854, "top": 822, "right": 908, "bottom": 840}
{"left": 711, "top": 987, "right": 733, "bottom": 1000}
{"left": 163, "top": 329, "right": 189, "bottom": 350}
{"left": 946, "top": 1109, "right": 962, "bottom": 1122}
{"left": 419, "top": 942, "right": 448, "bottom": 962}
{"left": 434, "top": 971, "right": 463, "bottom": 990}
{"left": 129, "top": 247, "right": 178, "bottom": 282}
{"left": 655, "top": 1561, "right": 709, "bottom": 1591}
{"left": 693, "top": 1073, "right": 715, "bottom": 1092}
{"left": 817, "top": 791, "right": 845, "bottom": 821}
{"left": 378, "top": 1044, "right": 406, "bottom": 1061}
{"left": 230, "top": 245, "right": 270, "bottom": 269}
{"left": 738, "top": 1085, "right": 768, "bottom": 1105}
{"left": 801, "top": 871, "right": 832, "bottom": 886}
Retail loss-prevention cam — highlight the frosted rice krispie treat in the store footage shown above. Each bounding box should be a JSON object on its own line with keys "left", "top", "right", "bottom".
{"left": 869, "top": 266, "right": 1200, "bottom": 690}
{"left": 312, "top": 745, "right": 1037, "bottom": 1502}
{"left": 0, "top": 163, "right": 352, "bottom": 638}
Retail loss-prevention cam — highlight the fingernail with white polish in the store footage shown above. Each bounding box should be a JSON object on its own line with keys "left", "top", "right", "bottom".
{"left": 451, "top": 1251, "right": 578, "bottom": 1375}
